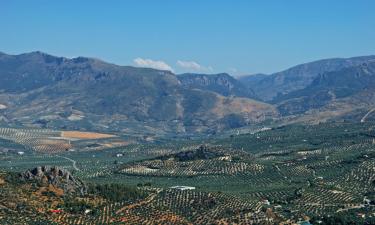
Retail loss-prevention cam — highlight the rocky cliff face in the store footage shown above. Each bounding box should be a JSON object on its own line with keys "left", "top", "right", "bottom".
{"left": 178, "top": 73, "right": 256, "bottom": 98}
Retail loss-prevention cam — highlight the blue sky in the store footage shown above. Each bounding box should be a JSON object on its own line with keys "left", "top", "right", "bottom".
{"left": 1, "top": 0, "right": 375, "bottom": 75}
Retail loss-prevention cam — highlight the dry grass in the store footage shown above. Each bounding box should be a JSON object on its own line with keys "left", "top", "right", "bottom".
{"left": 61, "top": 131, "right": 116, "bottom": 139}
{"left": 35, "top": 184, "right": 65, "bottom": 197}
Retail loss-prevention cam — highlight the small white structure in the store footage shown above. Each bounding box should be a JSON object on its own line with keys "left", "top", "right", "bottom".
{"left": 116, "top": 153, "right": 123, "bottom": 157}
{"left": 170, "top": 186, "right": 195, "bottom": 191}
{"left": 17, "top": 151, "right": 25, "bottom": 155}
{"left": 218, "top": 155, "right": 232, "bottom": 161}
{"left": 261, "top": 199, "right": 270, "bottom": 205}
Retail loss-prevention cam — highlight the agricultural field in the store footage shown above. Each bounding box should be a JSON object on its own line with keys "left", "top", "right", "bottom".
{"left": 0, "top": 127, "right": 129, "bottom": 153}
{"left": 0, "top": 122, "right": 375, "bottom": 224}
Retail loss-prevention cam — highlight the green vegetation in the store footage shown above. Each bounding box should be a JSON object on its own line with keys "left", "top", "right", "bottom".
{"left": 88, "top": 183, "right": 146, "bottom": 202}
{"left": 1, "top": 121, "right": 375, "bottom": 224}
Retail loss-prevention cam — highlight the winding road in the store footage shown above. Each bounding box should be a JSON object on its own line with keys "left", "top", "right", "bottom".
{"left": 361, "top": 108, "right": 375, "bottom": 123}
{"left": 57, "top": 155, "right": 80, "bottom": 171}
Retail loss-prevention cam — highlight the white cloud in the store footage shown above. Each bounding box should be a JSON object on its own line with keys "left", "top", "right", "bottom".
{"left": 133, "top": 58, "right": 173, "bottom": 72}
{"left": 177, "top": 60, "right": 213, "bottom": 73}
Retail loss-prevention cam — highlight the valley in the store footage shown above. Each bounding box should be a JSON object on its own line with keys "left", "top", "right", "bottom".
{"left": 2, "top": 1, "right": 375, "bottom": 224}
{"left": 1, "top": 122, "right": 375, "bottom": 224}
{"left": 1, "top": 52, "right": 375, "bottom": 224}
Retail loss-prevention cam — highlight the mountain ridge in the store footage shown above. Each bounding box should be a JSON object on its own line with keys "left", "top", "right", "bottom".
{"left": 0, "top": 51, "right": 277, "bottom": 135}
{"left": 2, "top": 50, "right": 375, "bottom": 135}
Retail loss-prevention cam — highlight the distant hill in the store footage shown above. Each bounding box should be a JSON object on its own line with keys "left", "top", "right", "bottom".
{"left": 275, "top": 61, "right": 375, "bottom": 122}
{"left": 239, "top": 56, "right": 375, "bottom": 101}
{"left": 0, "top": 52, "right": 277, "bottom": 135}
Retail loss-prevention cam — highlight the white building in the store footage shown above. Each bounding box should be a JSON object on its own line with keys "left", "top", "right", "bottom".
{"left": 170, "top": 186, "right": 195, "bottom": 191}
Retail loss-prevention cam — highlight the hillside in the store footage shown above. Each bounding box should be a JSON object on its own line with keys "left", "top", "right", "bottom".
{"left": 178, "top": 73, "right": 257, "bottom": 98}
{"left": 0, "top": 52, "right": 277, "bottom": 135}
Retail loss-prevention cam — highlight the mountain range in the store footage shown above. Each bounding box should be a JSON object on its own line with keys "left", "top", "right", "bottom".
{"left": 0, "top": 51, "right": 276, "bottom": 136}
{"left": 0, "top": 51, "right": 375, "bottom": 136}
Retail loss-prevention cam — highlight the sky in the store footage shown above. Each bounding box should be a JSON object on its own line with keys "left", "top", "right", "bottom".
{"left": 1, "top": 0, "right": 375, "bottom": 75}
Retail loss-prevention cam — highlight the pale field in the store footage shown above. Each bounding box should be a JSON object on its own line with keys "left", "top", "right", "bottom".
{"left": 61, "top": 131, "right": 116, "bottom": 139}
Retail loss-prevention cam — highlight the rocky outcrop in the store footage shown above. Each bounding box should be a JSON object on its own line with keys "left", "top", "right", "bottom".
{"left": 21, "top": 166, "right": 86, "bottom": 195}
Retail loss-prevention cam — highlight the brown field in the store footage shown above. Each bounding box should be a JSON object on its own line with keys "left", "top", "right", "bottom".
{"left": 34, "top": 139, "right": 72, "bottom": 153}
{"left": 61, "top": 131, "right": 116, "bottom": 139}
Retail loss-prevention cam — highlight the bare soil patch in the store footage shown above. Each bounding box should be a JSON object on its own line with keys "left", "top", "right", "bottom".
{"left": 61, "top": 131, "right": 116, "bottom": 139}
